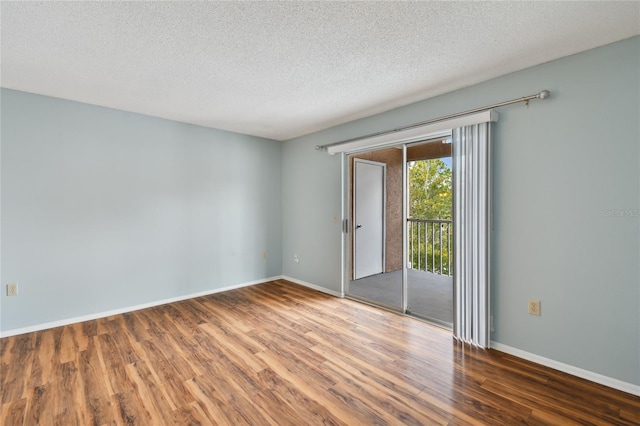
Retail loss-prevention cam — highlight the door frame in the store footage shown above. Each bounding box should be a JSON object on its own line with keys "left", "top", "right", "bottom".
{"left": 341, "top": 134, "right": 452, "bottom": 323}
{"left": 352, "top": 158, "right": 386, "bottom": 281}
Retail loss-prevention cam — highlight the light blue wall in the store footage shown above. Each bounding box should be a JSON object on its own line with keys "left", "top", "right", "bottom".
{"left": 1, "top": 89, "right": 282, "bottom": 332}
{"left": 282, "top": 37, "right": 640, "bottom": 386}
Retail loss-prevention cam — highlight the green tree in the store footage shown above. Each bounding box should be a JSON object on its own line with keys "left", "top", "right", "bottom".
{"left": 408, "top": 159, "right": 452, "bottom": 220}
{"left": 408, "top": 158, "right": 452, "bottom": 274}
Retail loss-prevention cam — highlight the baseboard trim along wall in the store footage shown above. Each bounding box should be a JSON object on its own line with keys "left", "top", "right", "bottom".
{"left": 0, "top": 276, "right": 282, "bottom": 338}
{"left": 491, "top": 341, "right": 640, "bottom": 397}
{"left": 280, "top": 275, "right": 344, "bottom": 298}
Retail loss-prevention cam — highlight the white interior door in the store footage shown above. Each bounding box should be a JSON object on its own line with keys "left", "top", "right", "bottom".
{"left": 354, "top": 159, "right": 385, "bottom": 279}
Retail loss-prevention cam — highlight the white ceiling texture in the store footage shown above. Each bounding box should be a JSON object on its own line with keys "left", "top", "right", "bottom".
{"left": 1, "top": 1, "right": 639, "bottom": 141}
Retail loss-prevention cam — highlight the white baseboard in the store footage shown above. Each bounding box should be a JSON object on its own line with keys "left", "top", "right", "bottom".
{"left": 280, "top": 275, "right": 344, "bottom": 298}
{"left": 491, "top": 341, "right": 640, "bottom": 397}
{"left": 0, "top": 276, "right": 281, "bottom": 338}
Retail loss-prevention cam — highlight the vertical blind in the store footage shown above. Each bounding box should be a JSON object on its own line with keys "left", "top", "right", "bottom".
{"left": 452, "top": 122, "right": 491, "bottom": 348}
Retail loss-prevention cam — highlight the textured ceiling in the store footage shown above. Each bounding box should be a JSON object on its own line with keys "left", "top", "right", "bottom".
{"left": 1, "top": 2, "right": 639, "bottom": 141}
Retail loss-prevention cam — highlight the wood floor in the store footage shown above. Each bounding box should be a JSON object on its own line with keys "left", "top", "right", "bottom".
{"left": 1, "top": 280, "right": 639, "bottom": 425}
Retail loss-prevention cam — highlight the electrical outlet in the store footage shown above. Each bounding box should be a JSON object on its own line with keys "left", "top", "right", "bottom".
{"left": 293, "top": 253, "right": 300, "bottom": 264}
{"left": 528, "top": 299, "right": 541, "bottom": 316}
{"left": 6, "top": 283, "right": 18, "bottom": 296}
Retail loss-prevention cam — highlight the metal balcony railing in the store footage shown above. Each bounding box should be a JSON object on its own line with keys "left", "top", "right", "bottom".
{"left": 407, "top": 218, "right": 452, "bottom": 276}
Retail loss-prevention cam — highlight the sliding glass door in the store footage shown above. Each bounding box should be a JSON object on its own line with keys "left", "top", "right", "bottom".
{"left": 338, "top": 110, "right": 496, "bottom": 344}
{"left": 346, "top": 146, "right": 404, "bottom": 311}
{"left": 345, "top": 138, "right": 453, "bottom": 329}
{"left": 405, "top": 139, "right": 453, "bottom": 328}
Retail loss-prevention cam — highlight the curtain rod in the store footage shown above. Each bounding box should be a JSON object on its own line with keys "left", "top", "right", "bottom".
{"left": 315, "top": 90, "right": 550, "bottom": 151}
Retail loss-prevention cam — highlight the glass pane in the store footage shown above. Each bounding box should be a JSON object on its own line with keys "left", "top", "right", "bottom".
{"left": 406, "top": 140, "right": 453, "bottom": 327}
{"left": 347, "top": 147, "right": 403, "bottom": 310}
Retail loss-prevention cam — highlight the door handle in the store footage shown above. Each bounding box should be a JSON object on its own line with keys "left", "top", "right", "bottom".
{"left": 356, "top": 224, "right": 363, "bottom": 229}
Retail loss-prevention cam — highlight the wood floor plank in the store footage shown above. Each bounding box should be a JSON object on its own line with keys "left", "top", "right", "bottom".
{"left": 254, "top": 349, "right": 374, "bottom": 424}
{"left": 1, "top": 334, "right": 34, "bottom": 403}
{"left": 121, "top": 312, "right": 151, "bottom": 343}
{"left": 251, "top": 388, "right": 313, "bottom": 426}
{"left": 198, "top": 323, "right": 267, "bottom": 374}
{"left": 143, "top": 312, "right": 206, "bottom": 380}
{"left": 112, "top": 389, "right": 152, "bottom": 426}
{"left": 620, "top": 407, "right": 640, "bottom": 424}
{"left": 79, "top": 337, "right": 118, "bottom": 426}
{"left": 184, "top": 376, "right": 241, "bottom": 426}
{"left": 319, "top": 358, "right": 452, "bottom": 425}
{"left": 138, "top": 340, "right": 195, "bottom": 409}
{"left": 25, "top": 332, "right": 45, "bottom": 393}
{"left": 309, "top": 338, "right": 426, "bottom": 397}
{"left": 125, "top": 360, "right": 175, "bottom": 421}
{"left": 254, "top": 367, "right": 346, "bottom": 426}
{"left": 23, "top": 384, "right": 52, "bottom": 425}
{"left": 96, "top": 333, "right": 134, "bottom": 396}
{"left": 54, "top": 360, "right": 83, "bottom": 425}
{"left": 0, "top": 397, "right": 27, "bottom": 426}
{"left": 1, "top": 279, "right": 639, "bottom": 425}
{"left": 184, "top": 372, "right": 267, "bottom": 425}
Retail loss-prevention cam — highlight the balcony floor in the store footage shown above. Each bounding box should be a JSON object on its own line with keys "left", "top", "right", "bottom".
{"left": 348, "top": 268, "right": 452, "bottom": 326}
